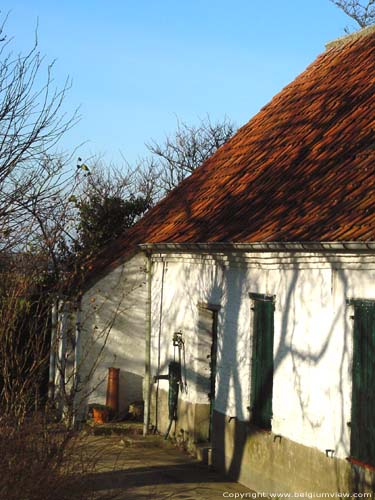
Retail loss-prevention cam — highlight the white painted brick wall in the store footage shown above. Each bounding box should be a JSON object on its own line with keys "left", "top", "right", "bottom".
{"left": 150, "top": 252, "right": 375, "bottom": 459}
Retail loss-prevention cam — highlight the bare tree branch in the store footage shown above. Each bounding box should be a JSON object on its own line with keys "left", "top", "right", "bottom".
{"left": 146, "top": 115, "right": 236, "bottom": 195}
{"left": 0, "top": 17, "right": 79, "bottom": 259}
{"left": 330, "top": 0, "right": 375, "bottom": 28}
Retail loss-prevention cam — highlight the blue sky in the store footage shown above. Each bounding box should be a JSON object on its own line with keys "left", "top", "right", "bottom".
{"left": 2, "top": 1, "right": 353, "bottom": 166}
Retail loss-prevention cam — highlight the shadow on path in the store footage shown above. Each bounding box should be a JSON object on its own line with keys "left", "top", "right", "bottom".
{"left": 82, "top": 434, "right": 254, "bottom": 500}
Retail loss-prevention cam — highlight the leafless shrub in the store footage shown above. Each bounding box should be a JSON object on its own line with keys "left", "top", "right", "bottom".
{"left": 0, "top": 269, "right": 96, "bottom": 500}
{"left": 0, "top": 267, "right": 50, "bottom": 420}
{"left": 0, "top": 413, "right": 99, "bottom": 500}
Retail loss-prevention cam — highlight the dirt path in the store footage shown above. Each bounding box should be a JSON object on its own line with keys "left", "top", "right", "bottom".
{"left": 82, "top": 433, "right": 255, "bottom": 500}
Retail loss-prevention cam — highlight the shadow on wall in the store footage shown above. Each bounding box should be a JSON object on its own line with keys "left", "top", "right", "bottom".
{"left": 148, "top": 250, "right": 375, "bottom": 492}
{"left": 76, "top": 256, "right": 147, "bottom": 419}
{"left": 119, "top": 370, "right": 143, "bottom": 415}
{"left": 212, "top": 260, "right": 248, "bottom": 481}
{"left": 150, "top": 256, "right": 226, "bottom": 439}
{"left": 210, "top": 260, "right": 366, "bottom": 493}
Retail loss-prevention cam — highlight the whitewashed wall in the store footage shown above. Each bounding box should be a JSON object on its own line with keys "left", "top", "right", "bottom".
{"left": 149, "top": 251, "right": 375, "bottom": 459}
{"left": 79, "top": 253, "right": 147, "bottom": 415}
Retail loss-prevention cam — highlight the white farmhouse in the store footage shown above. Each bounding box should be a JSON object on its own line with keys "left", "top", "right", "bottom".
{"left": 77, "top": 27, "right": 375, "bottom": 494}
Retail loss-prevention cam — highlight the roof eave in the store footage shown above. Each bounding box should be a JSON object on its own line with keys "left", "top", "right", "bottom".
{"left": 139, "top": 241, "right": 375, "bottom": 254}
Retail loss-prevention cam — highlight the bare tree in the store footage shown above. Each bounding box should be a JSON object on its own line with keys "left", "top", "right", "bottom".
{"left": 330, "top": 0, "right": 375, "bottom": 28}
{"left": 0, "top": 15, "right": 84, "bottom": 418}
{"left": 0, "top": 19, "right": 99, "bottom": 496}
{"left": 77, "top": 158, "right": 150, "bottom": 202}
{"left": 124, "top": 156, "right": 163, "bottom": 205}
{"left": 0, "top": 17, "right": 78, "bottom": 258}
{"left": 147, "top": 115, "right": 236, "bottom": 195}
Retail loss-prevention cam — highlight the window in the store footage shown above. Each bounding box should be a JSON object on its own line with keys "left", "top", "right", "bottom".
{"left": 249, "top": 293, "right": 275, "bottom": 430}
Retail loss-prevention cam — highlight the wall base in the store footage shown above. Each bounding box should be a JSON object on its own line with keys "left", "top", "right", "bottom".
{"left": 151, "top": 387, "right": 210, "bottom": 445}
{"left": 212, "top": 410, "right": 375, "bottom": 495}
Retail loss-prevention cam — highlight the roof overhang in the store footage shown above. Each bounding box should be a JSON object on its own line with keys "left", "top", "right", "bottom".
{"left": 139, "top": 241, "right": 375, "bottom": 254}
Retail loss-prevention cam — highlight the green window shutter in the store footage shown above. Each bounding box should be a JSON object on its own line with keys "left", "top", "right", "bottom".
{"left": 350, "top": 300, "right": 375, "bottom": 465}
{"left": 250, "top": 295, "right": 275, "bottom": 430}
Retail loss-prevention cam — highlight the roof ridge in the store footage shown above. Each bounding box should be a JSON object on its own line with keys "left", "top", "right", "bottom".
{"left": 325, "top": 24, "right": 375, "bottom": 50}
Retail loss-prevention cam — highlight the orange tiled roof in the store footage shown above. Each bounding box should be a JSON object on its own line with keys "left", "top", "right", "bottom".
{"left": 91, "top": 29, "right": 375, "bottom": 276}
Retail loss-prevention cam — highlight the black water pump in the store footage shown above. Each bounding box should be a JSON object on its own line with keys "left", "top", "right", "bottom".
{"left": 154, "top": 331, "right": 186, "bottom": 438}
